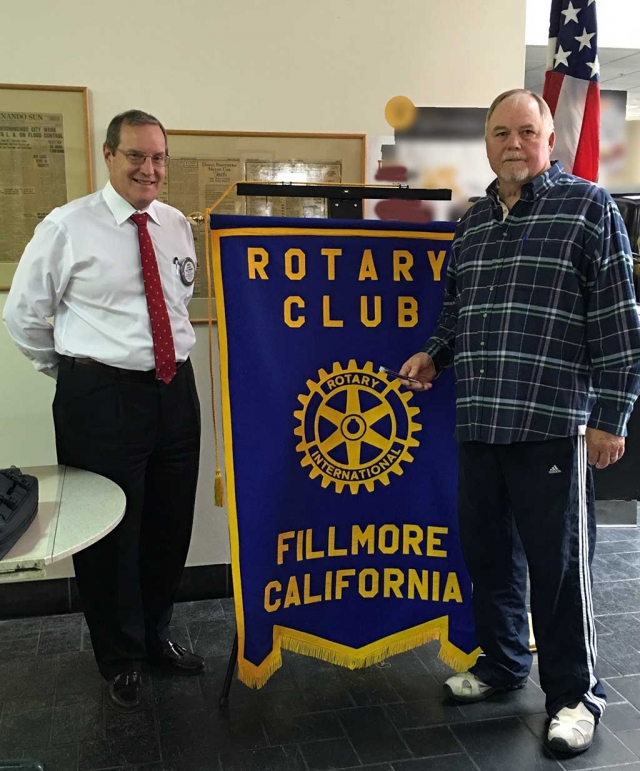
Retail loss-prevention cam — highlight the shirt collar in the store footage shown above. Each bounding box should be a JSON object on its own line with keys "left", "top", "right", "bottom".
{"left": 486, "top": 161, "right": 564, "bottom": 205}
{"left": 102, "top": 181, "right": 162, "bottom": 226}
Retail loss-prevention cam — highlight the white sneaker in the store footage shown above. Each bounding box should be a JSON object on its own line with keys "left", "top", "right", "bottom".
{"left": 443, "top": 671, "right": 498, "bottom": 703}
{"left": 547, "top": 702, "right": 595, "bottom": 754}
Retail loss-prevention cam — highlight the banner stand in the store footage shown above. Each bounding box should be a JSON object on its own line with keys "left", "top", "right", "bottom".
{"left": 208, "top": 182, "right": 464, "bottom": 709}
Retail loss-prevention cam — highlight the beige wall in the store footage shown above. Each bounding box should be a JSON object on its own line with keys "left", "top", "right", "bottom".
{"left": 0, "top": 0, "right": 527, "bottom": 579}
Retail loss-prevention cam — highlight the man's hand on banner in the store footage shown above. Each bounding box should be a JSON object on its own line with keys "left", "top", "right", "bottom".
{"left": 399, "top": 352, "right": 437, "bottom": 391}
{"left": 586, "top": 427, "right": 625, "bottom": 468}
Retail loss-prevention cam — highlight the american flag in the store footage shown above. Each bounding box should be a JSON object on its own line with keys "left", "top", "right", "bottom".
{"left": 542, "top": 0, "right": 600, "bottom": 182}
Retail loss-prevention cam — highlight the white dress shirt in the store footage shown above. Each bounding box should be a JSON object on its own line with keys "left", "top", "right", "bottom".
{"left": 3, "top": 182, "right": 197, "bottom": 378}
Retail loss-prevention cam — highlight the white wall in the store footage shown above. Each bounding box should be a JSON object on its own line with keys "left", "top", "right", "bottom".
{"left": 526, "top": 0, "right": 640, "bottom": 47}
{"left": 0, "top": 0, "right": 527, "bottom": 579}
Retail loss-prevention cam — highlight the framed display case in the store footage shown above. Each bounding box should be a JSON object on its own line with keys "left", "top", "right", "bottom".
{"left": 0, "top": 83, "right": 93, "bottom": 289}
{"left": 162, "top": 130, "right": 366, "bottom": 321}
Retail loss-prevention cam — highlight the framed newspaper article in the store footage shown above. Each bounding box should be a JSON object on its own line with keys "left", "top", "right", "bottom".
{"left": 163, "top": 130, "right": 366, "bottom": 322}
{"left": 0, "top": 83, "right": 93, "bottom": 290}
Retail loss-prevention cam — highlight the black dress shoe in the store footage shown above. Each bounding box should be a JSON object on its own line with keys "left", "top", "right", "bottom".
{"left": 108, "top": 671, "right": 143, "bottom": 711}
{"left": 148, "top": 639, "right": 205, "bottom": 675}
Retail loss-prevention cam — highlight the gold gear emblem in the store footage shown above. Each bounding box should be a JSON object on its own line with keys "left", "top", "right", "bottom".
{"left": 293, "top": 360, "right": 421, "bottom": 494}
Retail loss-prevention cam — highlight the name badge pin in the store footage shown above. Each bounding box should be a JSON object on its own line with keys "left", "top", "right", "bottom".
{"left": 175, "top": 257, "right": 196, "bottom": 286}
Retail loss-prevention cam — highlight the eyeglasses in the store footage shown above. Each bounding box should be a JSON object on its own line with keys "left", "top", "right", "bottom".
{"left": 116, "top": 149, "right": 169, "bottom": 167}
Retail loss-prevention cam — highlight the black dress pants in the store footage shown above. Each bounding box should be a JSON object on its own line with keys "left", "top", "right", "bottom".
{"left": 53, "top": 357, "right": 201, "bottom": 679}
{"left": 459, "top": 435, "right": 607, "bottom": 719}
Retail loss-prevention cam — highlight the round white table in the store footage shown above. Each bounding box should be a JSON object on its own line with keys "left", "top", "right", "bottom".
{"left": 0, "top": 465, "right": 125, "bottom": 583}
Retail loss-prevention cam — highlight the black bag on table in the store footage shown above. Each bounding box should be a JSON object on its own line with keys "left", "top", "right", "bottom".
{"left": 0, "top": 466, "right": 38, "bottom": 560}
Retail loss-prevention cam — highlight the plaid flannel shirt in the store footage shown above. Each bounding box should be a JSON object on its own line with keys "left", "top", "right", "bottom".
{"left": 424, "top": 162, "right": 640, "bottom": 443}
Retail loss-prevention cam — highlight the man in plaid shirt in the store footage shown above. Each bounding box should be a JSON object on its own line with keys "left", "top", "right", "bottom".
{"left": 401, "top": 88, "right": 640, "bottom": 755}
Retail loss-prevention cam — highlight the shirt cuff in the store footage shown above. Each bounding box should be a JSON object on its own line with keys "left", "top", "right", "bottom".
{"left": 587, "top": 403, "right": 630, "bottom": 437}
{"left": 25, "top": 352, "right": 60, "bottom": 380}
{"left": 42, "top": 364, "right": 59, "bottom": 381}
{"left": 422, "top": 341, "right": 453, "bottom": 375}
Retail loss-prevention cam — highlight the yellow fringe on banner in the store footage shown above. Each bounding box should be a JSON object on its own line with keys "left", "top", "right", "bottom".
{"left": 236, "top": 620, "right": 481, "bottom": 689}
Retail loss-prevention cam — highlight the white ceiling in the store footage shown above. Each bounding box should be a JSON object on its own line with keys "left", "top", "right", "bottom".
{"left": 525, "top": 45, "right": 640, "bottom": 119}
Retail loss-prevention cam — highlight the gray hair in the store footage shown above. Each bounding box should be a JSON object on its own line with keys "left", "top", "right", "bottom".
{"left": 104, "top": 109, "right": 168, "bottom": 153}
{"left": 485, "top": 89, "right": 554, "bottom": 137}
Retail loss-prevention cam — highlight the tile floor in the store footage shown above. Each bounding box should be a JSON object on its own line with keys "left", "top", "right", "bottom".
{"left": 3, "top": 527, "right": 640, "bottom": 770}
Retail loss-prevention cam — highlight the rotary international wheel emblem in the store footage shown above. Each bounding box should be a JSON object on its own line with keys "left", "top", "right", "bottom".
{"left": 293, "top": 360, "right": 421, "bottom": 494}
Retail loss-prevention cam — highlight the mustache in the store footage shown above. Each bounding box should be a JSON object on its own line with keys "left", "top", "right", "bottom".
{"left": 502, "top": 153, "right": 526, "bottom": 162}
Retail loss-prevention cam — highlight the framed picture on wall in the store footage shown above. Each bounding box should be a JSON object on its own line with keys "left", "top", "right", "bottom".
{"left": 163, "top": 130, "right": 366, "bottom": 322}
{"left": 0, "top": 83, "right": 94, "bottom": 290}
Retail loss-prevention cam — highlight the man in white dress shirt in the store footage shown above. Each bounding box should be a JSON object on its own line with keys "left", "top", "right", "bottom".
{"left": 3, "top": 110, "right": 204, "bottom": 711}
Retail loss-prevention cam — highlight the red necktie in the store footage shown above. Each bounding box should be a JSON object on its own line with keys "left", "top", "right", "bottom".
{"left": 131, "top": 212, "right": 177, "bottom": 384}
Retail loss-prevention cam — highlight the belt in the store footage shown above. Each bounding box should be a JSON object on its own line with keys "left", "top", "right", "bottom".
{"left": 61, "top": 355, "right": 186, "bottom": 383}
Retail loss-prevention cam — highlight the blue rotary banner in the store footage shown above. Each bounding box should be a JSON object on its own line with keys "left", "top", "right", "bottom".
{"left": 210, "top": 214, "right": 479, "bottom": 688}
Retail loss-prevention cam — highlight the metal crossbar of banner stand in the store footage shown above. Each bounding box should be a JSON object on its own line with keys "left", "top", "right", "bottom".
{"left": 236, "top": 182, "right": 451, "bottom": 220}
{"left": 218, "top": 182, "right": 452, "bottom": 708}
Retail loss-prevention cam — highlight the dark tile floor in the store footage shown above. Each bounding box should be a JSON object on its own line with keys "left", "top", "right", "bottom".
{"left": 4, "top": 527, "right": 640, "bottom": 770}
